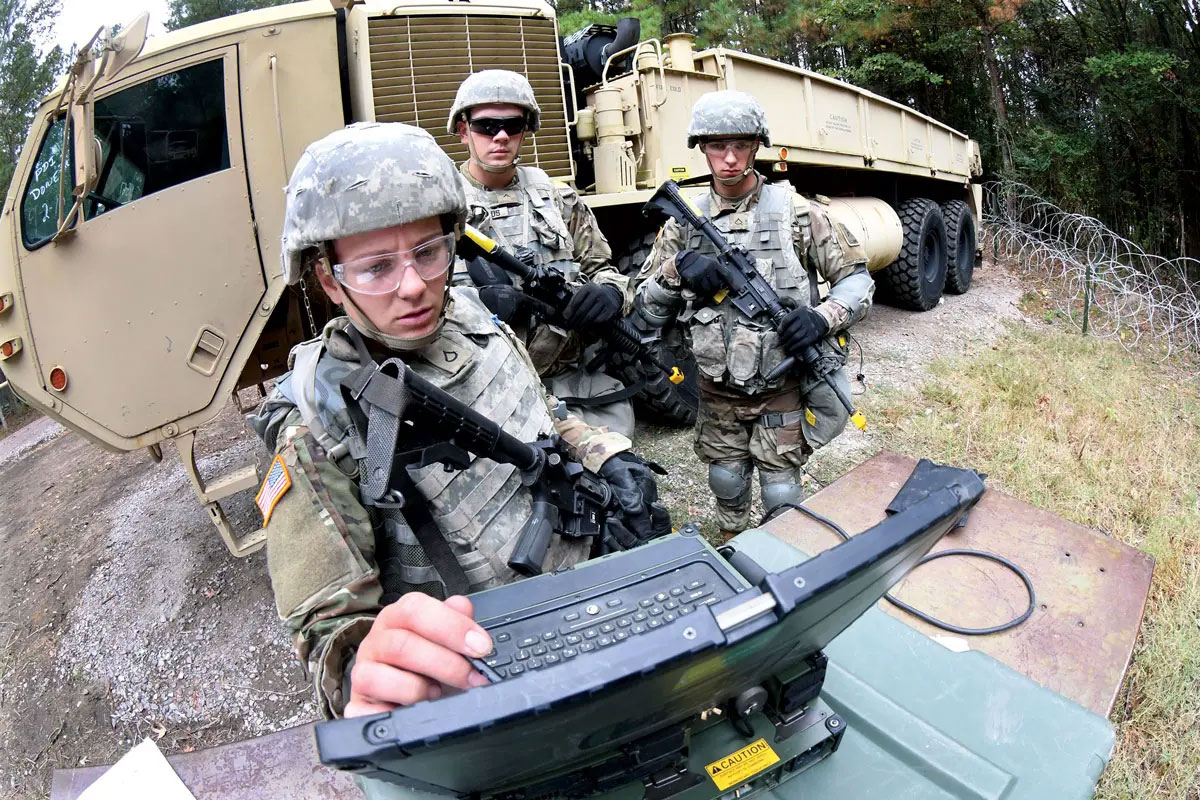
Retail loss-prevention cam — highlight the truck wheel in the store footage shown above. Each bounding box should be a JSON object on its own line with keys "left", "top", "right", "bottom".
{"left": 876, "top": 198, "right": 948, "bottom": 311}
{"left": 941, "top": 200, "right": 976, "bottom": 295}
{"left": 615, "top": 229, "right": 658, "bottom": 278}
{"left": 608, "top": 317, "right": 699, "bottom": 427}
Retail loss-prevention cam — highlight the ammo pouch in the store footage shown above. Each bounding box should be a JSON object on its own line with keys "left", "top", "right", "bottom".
{"left": 689, "top": 306, "right": 788, "bottom": 393}
{"left": 796, "top": 333, "right": 852, "bottom": 449}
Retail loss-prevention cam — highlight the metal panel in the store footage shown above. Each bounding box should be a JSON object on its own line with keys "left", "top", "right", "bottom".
{"left": 368, "top": 14, "right": 573, "bottom": 179}
{"left": 760, "top": 450, "right": 1154, "bottom": 717}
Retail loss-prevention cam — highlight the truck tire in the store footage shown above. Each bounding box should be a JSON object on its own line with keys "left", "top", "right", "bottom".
{"left": 875, "top": 198, "right": 948, "bottom": 311}
{"left": 615, "top": 229, "right": 658, "bottom": 277}
{"left": 941, "top": 199, "right": 976, "bottom": 295}
{"left": 607, "top": 315, "right": 699, "bottom": 427}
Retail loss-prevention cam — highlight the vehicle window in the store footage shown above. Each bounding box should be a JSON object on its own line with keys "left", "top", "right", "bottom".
{"left": 20, "top": 116, "right": 74, "bottom": 247}
{"left": 86, "top": 59, "right": 230, "bottom": 219}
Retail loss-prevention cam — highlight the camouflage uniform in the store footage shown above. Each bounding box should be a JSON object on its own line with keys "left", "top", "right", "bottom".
{"left": 637, "top": 91, "right": 873, "bottom": 532}
{"left": 251, "top": 122, "right": 632, "bottom": 719}
{"left": 448, "top": 70, "right": 635, "bottom": 437}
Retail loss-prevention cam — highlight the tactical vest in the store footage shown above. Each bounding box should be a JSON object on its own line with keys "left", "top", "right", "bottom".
{"left": 281, "top": 290, "right": 591, "bottom": 598}
{"left": 463, "top": 166, "right": 578, "bottom": 280}
{"left": 461, "top": 166, "right": 581, "bottom": 373}
{"left": 682, "top": 183, "right": 815, "bottom": 395}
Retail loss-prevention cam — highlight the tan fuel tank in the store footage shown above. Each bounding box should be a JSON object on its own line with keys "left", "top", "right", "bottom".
{"left": 824, "top": 197, "right": 903, "bottom": 273}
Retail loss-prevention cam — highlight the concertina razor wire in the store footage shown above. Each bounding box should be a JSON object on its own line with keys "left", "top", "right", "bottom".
{"left": 983, "top": 180, "right": 1200, "bottom": 362}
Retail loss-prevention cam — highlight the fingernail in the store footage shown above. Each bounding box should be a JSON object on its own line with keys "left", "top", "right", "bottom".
{"left": 468, "top": 671, "right": 491, "bottom": 688}
{"left": 465, "top": 629, "right": 492, "bottom": 657}
{"left": 426, "top": 684, "right": 442, "bottom": 701}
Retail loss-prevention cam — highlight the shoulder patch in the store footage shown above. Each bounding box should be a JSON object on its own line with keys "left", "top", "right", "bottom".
{"left": 255, "top": 454, "right": 293, "bottom": 527}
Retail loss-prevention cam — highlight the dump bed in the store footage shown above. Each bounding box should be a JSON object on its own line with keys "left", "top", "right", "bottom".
{"left": 708, "top": 50, "right": 980, "bottom": 181}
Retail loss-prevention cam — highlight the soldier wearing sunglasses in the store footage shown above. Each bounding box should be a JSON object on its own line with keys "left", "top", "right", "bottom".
{"left": 447, "top": 70, "right": 637, "bottom": 437}
{"left": 635, "top": 91, "right": 875, "bottom": 540}
{"left": 249, "top": 123, "right": 669, "bottom": 726}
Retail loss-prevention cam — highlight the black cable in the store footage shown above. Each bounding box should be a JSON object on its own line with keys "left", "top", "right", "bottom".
{"left": 760, "top": 501, "right": 1036, "bottom": 635}
{"left": 844, "top": 330, "right": 867, "bottom": 396}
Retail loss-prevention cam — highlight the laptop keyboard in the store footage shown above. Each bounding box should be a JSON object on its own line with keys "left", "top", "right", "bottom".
{"left": 477, "top": 564, "right": 736, "bottom": 679}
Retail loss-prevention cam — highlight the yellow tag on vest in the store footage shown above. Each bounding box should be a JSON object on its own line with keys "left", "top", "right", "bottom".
{"left": 704, "top": 738, "right": 780, "bottom": 791}
{"left": 255, "top": 454, "right": 292, "bottom": 527}
{"left": 805, "top": 408, "right": 817, "bottom": 426}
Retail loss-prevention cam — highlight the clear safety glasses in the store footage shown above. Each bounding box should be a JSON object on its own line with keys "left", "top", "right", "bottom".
{"left": 702, "top": 139, "right": 757, "bottom": 156}
{"left": 331, "top": 233, "right": 455, "bottom": 295}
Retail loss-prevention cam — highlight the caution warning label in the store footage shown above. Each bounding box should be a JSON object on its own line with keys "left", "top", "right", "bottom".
{"left": 704, "top": 737, "right": 781, "bottom": 791}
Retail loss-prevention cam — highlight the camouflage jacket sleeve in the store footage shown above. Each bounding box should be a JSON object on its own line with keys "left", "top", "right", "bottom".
{"left": 250, "top": 397, "right": 381, "bottom": 720}
{"left": 803, "top": 199, "right": 873, "bottom": 332}
{"left": 555, "top": 183, "right": 633, "bottom": 313}
{"left": 632, "top": 219, "right": 687, "bottom": 325}
{"left": 493, "top": 314, "right": 631, "bottom": 471}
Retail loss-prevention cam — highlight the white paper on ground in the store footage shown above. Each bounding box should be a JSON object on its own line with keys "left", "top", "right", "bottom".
{"left": 78, "top": 737, "right": 196, "bottom": 800}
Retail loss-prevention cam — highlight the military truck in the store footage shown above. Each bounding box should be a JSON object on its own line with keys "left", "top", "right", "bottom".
{"left": 0, "top": 0, "right": 983, "bottom": 557}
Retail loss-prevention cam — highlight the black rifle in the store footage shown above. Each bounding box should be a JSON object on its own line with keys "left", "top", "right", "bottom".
{"left": 459, "top": 225, "right": 685, "bottom": 387}
{"left": 346, "top": 355, "right": 614, "bottom": 588}
{"left": 641, "top": 180, "right": 866, "bottom": 431}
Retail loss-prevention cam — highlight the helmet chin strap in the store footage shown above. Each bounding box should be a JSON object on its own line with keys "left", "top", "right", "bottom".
{"left": 465, "top": 132, "right": 521, "bottom": 175}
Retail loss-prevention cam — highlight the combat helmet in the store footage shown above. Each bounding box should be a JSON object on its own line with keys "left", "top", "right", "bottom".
{"left": 686, "top": 90, "right": 772, "bottom": 149}
{"left": 282, "top": 121, "right": 466, "bottom": 286}
{"left": 446, "top": 69, "right": 542, "bottom": 134}
{"left": 281, "top": 122, "right": 466, "bottom": 350}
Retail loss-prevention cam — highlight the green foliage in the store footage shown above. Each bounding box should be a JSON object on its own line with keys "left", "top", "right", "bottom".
{"left": 0, "top": 0, "right": 66, "bottom": 198}
{"left": 165, "top": 0, "right": 300, "bottom": 31}
{"left": 836, "top": 52, "right": 944, "bottom": 94}
{"left": 559, "top": 0, "right": 662, "bottom": 39}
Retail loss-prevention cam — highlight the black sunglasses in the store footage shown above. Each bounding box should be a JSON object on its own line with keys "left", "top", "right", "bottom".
{"left": 467, "top": 116, "right": 528, "bottom": 137}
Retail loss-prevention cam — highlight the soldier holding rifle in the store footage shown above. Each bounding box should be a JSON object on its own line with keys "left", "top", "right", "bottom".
{"left": 249, "top": 122, "right": 667, "bottom": 722}
{"left": 636, "top": 91, "right": 874, "bottom": 540}
{"left": 448, "top": 70, "right": 638, "bottom": 436}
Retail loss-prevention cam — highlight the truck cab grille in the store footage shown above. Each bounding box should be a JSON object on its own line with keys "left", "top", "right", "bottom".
{"left": 368, "top": 14, "right": 573, "bottom": 180}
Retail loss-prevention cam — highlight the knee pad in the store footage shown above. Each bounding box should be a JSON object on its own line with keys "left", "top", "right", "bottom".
{"left": 708, "top": 461, "right": 752, "bottom": 504}
{"left": 760, "top": 469, "right": 804, "bottom": 515}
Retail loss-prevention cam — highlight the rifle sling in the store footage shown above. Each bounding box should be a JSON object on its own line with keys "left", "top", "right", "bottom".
{"left": 556, "top": 377, "right": 645, "bottom": 408}
{"left": 339, "top": 326, "right": 471, "bottom": 599}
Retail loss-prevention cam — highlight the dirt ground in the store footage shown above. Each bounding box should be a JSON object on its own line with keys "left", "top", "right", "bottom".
{"left": 0, "top": 261, "right": 1026, "bottom": 798}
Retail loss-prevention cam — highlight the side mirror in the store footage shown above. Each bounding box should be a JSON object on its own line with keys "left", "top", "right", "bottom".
{"left": 103, "top": 12, "right": 150, "bottom": 80}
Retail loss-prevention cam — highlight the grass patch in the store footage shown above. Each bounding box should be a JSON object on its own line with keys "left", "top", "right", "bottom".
{"left": 865, "top": 321, "right": 1200, "bottom": 799}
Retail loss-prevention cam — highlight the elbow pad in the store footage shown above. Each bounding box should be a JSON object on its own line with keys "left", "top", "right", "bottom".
{"left": 828, "top": 268, "right": 875, "bottom": 325}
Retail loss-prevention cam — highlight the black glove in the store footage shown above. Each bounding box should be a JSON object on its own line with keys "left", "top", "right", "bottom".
{"left": 675, "top": 250, "right": 725, "bottom": 297}
{"left": 477, "top": 284, "right": 530, "bottom": 324}
{"left": 599, "top": 453, "right": 672, "bottom": 550}
{"left": 562, "top": 283, "right": 622, "bottom": 330}
{"left": 779, "top": 306, "right": 830, "bottom": 358}
{"left": 466, "top": 255, "right": 513, "bottom": 288}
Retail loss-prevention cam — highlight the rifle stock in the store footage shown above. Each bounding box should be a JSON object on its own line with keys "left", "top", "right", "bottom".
{"left": 393, "top": 362, "right": 613, "bottom": 575}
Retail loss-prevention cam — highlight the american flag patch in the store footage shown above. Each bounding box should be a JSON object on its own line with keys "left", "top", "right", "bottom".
{"left": 255, "top": 454, "right": 292, "bottom": 527}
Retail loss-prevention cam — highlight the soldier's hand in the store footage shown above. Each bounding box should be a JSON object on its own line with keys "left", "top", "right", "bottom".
{"left": 466, "top": 255, "right": 513, "bottom": 288}
{"left": 562, "top": 284, "right": 622, "bottom": 329}
{"left": 599, "top": 453, "right": 672, "bottom": 549}
{"left": 478, "top": 284, "right": 530, "bottom": 324}
{"left": 779, "top": 307, "right": 829, "bottom": 357}
{"left": 675, "top": 250, "right": 724, "bottom": 297}
{"left": 345, "top": 593, "right": 493, "bottom": 717}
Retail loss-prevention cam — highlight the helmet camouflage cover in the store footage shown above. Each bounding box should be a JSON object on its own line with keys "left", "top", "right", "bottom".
{"left": 686, "top": 90, "right": 772, "bottom": 148}
{"left": 281, "top": 122, "right": 466, "bottom": 284}
{"left": 446, "top": 69, "right": 542, "bottom": 134}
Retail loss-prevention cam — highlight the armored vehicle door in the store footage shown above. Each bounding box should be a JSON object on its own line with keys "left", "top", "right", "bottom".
{"left": 13, "top": 47, "right": 262, "bottom": 449}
